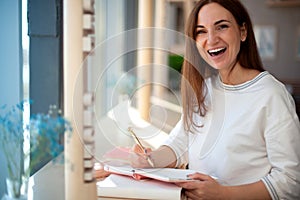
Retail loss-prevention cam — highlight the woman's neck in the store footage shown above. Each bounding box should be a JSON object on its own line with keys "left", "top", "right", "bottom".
{"left": 219, "top": 64, "right": 260, "bottom": 85}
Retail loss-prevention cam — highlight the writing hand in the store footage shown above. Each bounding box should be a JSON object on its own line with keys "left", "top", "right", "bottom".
{"left": 130, "top": 144, "right": 154, "bottom": 168}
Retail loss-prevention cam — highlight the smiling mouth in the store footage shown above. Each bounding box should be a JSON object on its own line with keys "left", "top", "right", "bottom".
{"left": 207, "top": 47, "right": 227, "bottom": 57}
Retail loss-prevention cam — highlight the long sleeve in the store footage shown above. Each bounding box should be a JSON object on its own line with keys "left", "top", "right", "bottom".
{"left": 261, "top": 83, "right": 300, "bottom": 200}
{"left": 162, "top": 117, "right": 189, "bottom": 168}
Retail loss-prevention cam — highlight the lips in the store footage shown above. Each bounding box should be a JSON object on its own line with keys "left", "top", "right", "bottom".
{"left": 207, "top": 47, "right": 227, "bottom": 57}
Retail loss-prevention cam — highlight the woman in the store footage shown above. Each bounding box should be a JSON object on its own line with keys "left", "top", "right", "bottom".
{"left": 131, "top": 0, "right": 300, "bottom": 199}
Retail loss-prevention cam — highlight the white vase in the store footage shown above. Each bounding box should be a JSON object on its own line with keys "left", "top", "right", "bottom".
{"left": 2, "top": 178, "right": 27, "bottom": 200}
{"left": 6, "top": 178, "right": 21, "bottom": 198}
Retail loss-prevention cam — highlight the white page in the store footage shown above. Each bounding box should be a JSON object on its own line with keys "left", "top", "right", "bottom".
{"left": 137, "top": 168, "right": 197, "bottom": 182}
{"left": 97, "top": 174, "right": 182, "bottom": 200}
{"left": 104, "top": 164, "right": 198, "bottom": 182}
{"left": 104, "top": 165, "right": 135, "bottom": 177}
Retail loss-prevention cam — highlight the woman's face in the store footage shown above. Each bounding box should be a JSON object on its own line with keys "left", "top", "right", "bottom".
{"left": 195, "top": 3, "right": 246, "bottom": 72}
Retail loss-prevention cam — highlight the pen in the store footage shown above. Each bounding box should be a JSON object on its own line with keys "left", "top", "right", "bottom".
{"left": 128, "top": 127, "right": 155, "bottom": 167}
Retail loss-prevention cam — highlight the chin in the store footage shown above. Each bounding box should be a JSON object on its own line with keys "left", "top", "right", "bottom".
{"left": 208, "top": 63, "right": 222, "bottom": 71}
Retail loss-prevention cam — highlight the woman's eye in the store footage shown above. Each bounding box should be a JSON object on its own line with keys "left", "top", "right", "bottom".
{"left": 196, "top": 30, "right": 206, "bottom": 35}
{"left": 217, "top": 24, "right": 229, "bottom": 30}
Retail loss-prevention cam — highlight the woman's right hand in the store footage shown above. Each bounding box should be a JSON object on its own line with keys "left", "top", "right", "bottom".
{"left": 130, "top": 144, "right": 154, "bottom": 168}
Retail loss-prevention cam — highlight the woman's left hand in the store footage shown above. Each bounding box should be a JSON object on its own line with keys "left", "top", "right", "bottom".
{"left": 176, "top": 173, "right": 228, "bottom": 200}
{"left": 93, "top": 162, "right": 111, "bottom": 180}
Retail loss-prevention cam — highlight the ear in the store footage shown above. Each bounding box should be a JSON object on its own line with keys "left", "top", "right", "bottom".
{"left": 240, "top": 23, "right": 247, "bottom": 42}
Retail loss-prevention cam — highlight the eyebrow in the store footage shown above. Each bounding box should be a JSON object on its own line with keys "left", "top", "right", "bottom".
{"left": 196, "top": 19, "right": 231, "bottom": 28}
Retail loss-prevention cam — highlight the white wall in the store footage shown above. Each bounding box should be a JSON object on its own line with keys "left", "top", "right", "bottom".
{"left": 241, "top": 0, "right": 300, "bottom": 80}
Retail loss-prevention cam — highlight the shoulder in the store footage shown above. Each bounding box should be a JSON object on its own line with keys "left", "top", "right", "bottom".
{"left": 260, "top": 72, "right": 298, "bottom": 118}
{"left": 260, "top": 72, "right": 285, "bottom": 90}
{"left": 258, "top": 72, "right": 291, "bottom": 99}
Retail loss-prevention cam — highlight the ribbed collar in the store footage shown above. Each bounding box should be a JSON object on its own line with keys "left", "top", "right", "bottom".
{"left": 217, "top": 71, "right": 269, "bottom": 91}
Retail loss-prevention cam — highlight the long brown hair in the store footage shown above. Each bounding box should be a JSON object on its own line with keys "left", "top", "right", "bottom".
{"left": 181, "top": 0, "right": 264, "bottom": 132}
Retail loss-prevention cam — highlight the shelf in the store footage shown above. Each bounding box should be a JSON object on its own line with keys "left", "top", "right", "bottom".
{"left": 266, "top": 0, "right": 300, "bottom": 7}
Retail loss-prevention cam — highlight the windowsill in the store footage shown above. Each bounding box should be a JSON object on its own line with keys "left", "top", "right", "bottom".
{"left": 28, "top": 158, "right": 65, "bottom": 200}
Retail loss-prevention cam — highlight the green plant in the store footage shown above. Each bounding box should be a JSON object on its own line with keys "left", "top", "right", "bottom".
{"left": 168, "top": 54, "right": 184, "bottom": 72}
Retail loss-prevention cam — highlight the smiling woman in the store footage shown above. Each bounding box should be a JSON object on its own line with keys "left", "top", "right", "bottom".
{"left": 130, "top": 0, "right": 300, "bottom": 199}
{"left": 182, "top": 0, "right": 264, "bottom": 128}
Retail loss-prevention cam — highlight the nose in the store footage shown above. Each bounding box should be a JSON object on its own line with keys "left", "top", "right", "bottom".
{"left": 207, "top": 30, "right": 219, "bottom": 44}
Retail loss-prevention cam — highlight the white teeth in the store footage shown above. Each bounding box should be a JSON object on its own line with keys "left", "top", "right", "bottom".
{"left": 208, "top": 48, "right": 225, "bottom": 53}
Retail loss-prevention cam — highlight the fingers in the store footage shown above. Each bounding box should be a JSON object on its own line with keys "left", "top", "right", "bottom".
{"left": 188, "top": 172, "right": 212, "bottom": 181}
{"left": 175, "top": 173, "right": 214, "bottom": 190}
{"left": 144, "top": 147, "right": 152, "bottom": 155}
{"left": 184, "top": 189, "right": 200, "bottom": 200}
{"left": 132, "top": 144, "right": 152, "bottom": 155}
{"left": 132, "top": 144, "right": 144, "bottom": 154}
{"left": 130, "top": 153, "right": 152, "bottom": 168}
{"left": 94, "top": 169, "right": 111, "bottom": 179}
{"left": 130, "top": 146, "right": 153, "bottom": 168}
{"left": 176, "top": 180, "right": 199, "bottom": 190}
{"left": 177, "top": 173, "right": 223, "bottom": 200}
{"left": 93, "top": 163, "right": 111, "bottom": 179}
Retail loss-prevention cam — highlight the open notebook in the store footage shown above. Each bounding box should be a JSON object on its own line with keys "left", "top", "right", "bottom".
{"left": 98, "top": 146, "right": 217, "bottom": 199}
{"left": 97, "top": 164, "right": 219, "bottom": 199}
{"left": 103, "top": 164, "right": 197, "bottom": 182}
{"left": 97, "top": 164, "right": 197, "bottom": 199}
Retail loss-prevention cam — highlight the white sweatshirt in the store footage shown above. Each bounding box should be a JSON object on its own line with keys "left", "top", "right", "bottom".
{"left": 163, "top": 71, "right": 300, "bottom": 199}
